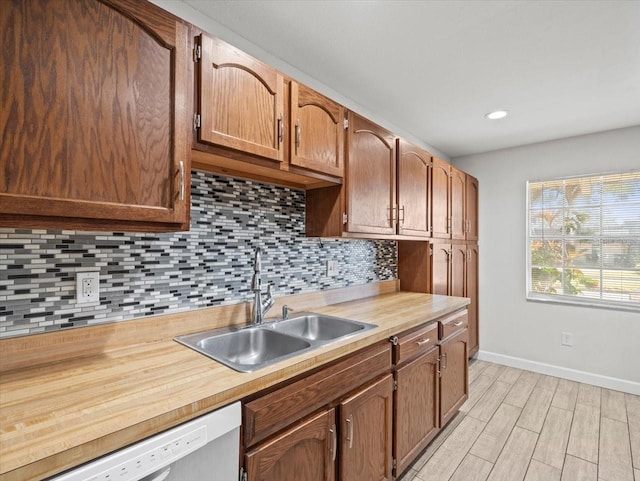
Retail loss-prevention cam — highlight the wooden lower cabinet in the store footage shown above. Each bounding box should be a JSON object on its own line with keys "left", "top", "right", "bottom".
{"left": 245, "top": 409, "right": 336, "bottom": 481}
{"left": 439, "top": 328, "right": 469, "bottom": 426}
{"left": 394, "top": 347, "right": 440, "bottom": 475}
{"left": 340, "top": 375, "right": 394, "bottom": 481}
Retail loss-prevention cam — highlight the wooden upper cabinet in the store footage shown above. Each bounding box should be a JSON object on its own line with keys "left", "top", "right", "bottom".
{"left": 345, "top": 112, "right": 397, "bottom": 235}
{"left": 246, "top": 409, "right": 336, "bottom": 481}
{"left": 466, "top": 175, "right": 479, "bottom": 241}
{"left": 290, "top": 82, "right": 344, "bottom": 177}
{"left": 340, "top": 375, "right": 393, "bottom": 481}
{"left": 450, "top": 167, "right": 466, "bottom": 240}
{"left": 0, "top": 0, "right": 190, "bottom": 231}
{"left": 197, "top": 33, "right": 285, "bottom": 163}
{"left": 397, "top": 139, "right": 431, "bottom": 238}
{"left": 450, "top": 244, "right": 467, "bottom": 298}
{"left": 431, "top": 243, "right": 451, "bottom": 296}
{"left": 431, "top": 157, "right": 451, "bottom": 239}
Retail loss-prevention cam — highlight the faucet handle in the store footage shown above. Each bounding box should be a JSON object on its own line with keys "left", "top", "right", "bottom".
{"left": 282, "top": 305, "right": 294, "bottom": 320}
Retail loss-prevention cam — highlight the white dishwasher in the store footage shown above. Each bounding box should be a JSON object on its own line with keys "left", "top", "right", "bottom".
{"left": 51, "top": 402, "right": 241, "bottom": 481}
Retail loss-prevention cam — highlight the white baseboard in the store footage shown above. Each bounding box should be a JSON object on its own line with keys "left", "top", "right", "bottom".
{"left": 475, "top": 350, "right": 640, "bottom": 395}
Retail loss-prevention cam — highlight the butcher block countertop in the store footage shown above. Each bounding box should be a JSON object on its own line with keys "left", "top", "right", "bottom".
{"left": 0, "top": 282, "right": 469, "bottom": 480}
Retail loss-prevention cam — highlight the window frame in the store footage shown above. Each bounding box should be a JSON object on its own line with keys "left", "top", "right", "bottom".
{"left": 525, "top": 169, "right": 640, "bottom": 312}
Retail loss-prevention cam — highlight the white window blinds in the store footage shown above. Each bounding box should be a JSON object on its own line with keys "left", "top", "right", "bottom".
{"left": 526, "top": 170, "right": 640, "bottom": 311}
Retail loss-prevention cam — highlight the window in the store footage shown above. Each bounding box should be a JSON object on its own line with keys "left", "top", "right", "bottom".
{"left": 526, "top": 170, "right": 640, "bottom": 311}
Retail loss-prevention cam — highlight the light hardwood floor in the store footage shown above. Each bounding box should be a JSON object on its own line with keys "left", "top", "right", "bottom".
{"left": 398, "top": 360, "right": 639, "bottom": 481}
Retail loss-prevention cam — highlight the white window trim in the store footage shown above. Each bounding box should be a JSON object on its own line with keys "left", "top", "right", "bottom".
{"left": 525, "top": 170, "right": 640, "bottom": 313}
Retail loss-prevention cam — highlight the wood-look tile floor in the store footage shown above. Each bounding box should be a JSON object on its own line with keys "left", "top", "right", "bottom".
{"left": 398, "top": 360, "right": 640, "bottom": 481}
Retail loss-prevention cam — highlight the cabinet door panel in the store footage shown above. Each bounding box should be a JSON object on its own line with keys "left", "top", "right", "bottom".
{"left": 431, "top": 157, "right": 451, "bottom": 239}
{"left": 451, "top": 244, "right": 466, "bottom": 298}
{"left": 440, "top": 329, "right": 469, "bottom": 426}
{"left": 291, "top": 82, "right": 344, "bottom": 177}
{"left": 346, "top": 112, "right": 396, "bottom": 235}
{"left": 246, "top": 409, "right": 336, "bottom": 481}
{"left": 431, "top": 244, "right": 451, "bottom": 296}
{"left": 451, "top": 167, "right": 466, "bottom": 240}
{"left": 394, "top": 348, "right": 439, "bottom": 475}
{"left": 397, "top": 139, "right": 430, "bottom": 237}
{"left": 198, "top": 34, "right": 284, "bottom": 162}
{"left": 466, "top": 245, "right": 479, "bottom": 355}
{"left": 466, "top": 175, "right": 479, "bottom": 241}
{"left": 0, "top": 0, "right": 189, "bottom": 226}
{"left": 340, "top": 375, "right": 393, "bottom": 481}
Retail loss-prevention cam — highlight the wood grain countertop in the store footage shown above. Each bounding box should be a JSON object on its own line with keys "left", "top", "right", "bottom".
{"left": 0, "top": 287, "right": 469, "bottom": 480}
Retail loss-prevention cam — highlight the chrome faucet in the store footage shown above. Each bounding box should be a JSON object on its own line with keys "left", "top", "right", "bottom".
{"left": 251, "top": 247, "right": 275, "bottom": 325}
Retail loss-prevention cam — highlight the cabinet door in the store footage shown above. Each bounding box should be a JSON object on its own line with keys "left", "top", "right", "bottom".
{"left": 246, "top": 409, "right": 336, "bottom": 481}
{"left": 290, "top": 82, "right": 344, "bottom": 177}
{"left": 440, "top": 329, "right": 469, "bottom": 426}
{"left": 345, "top": 112, "right": 396, "bottom": 235}
{"left": 340, "top": 375, "right": 393, "bottom": 481}
{"left": 450, "top": 244, "right": 467, "bottom": 298}
{"left": 466, "top": 175, "right": 479, "bottom": 241}
{"left": 394, "top": 348, "right": 440, "bottom": 475}
{"left": 0, "top": 0, "right": 189, "bottom": 229}
{"left": 198, "top": 34, "right": 284, "bottom": 163}
{"left": 466, "top": 245, "right": 479, "bottom": 356}
{"left": 397, "top": 139, "right": 431, "bottom": 238}
{"left": 431, "top": 157, "right": 451, "bottom": 239}
{"left": 431, "top": 244, "right": 451, "bottom": 296}
{"left": 450, "top": 166, "right": 467, "bottom": 240}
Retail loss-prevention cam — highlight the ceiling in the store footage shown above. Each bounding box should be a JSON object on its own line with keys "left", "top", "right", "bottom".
{"left": 184, "top": 0, "right": 640, "bottom": 158}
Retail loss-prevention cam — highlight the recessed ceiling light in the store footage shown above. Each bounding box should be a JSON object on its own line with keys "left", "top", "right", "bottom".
{"left": 485, "top": 110, "right": 509, "bottom": 120}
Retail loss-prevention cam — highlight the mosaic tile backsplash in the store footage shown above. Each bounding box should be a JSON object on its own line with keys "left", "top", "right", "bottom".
{"left": 0, "top": 171, "right": 397, "bottom": 338}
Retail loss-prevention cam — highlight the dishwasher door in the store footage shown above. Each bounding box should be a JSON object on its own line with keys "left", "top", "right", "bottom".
{"left": 51, "top": 402, "right": 241, "bottom": 481}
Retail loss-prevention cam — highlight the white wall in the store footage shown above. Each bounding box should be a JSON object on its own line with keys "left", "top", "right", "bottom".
{"left": 150, "top": 0, "right": 448, "bottom": 160}
{"left": 453, "top": 126, "right": 640, "bottom": 392}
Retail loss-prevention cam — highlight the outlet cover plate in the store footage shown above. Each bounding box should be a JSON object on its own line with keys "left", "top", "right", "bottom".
{"left": 561, "top": 331, "right": 573, "bottom": 347}
{"left": 326, "top": 260, "right": 338, "bottom": 277}
{"left": 76, "top": 272, "right": 100, "bottom": 304}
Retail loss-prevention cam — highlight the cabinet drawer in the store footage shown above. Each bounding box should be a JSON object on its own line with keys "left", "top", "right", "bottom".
{"left": 438, "top": 309, "right": 468, "bottom": 341}
{"left": 243, "top": 341, "right": 391, "bottom": 447}
{"left": 393, "top": 322, "right": 438, "bottom": 365}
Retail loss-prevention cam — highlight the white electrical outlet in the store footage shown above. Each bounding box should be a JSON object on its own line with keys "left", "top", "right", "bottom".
{"left": 76, "top": 271, "right": 100, "bottom": 304}
{"left": 561, "top": 331, "right": 573, "bottom": 347}
{"left": 326, "top": 260, "right": 338, "bottom": 277}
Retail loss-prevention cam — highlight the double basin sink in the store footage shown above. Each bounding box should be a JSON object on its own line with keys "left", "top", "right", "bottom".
{"left": 175, "top": 313, "right": 377, "bottom": 372}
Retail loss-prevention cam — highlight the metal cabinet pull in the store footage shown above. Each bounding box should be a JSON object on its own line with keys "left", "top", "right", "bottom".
{"left": 416, "top": 338, "right": 431, "bottom": 346}
{"left": 453, "top": 321, "right": 464, "bottom": 327}
{"left": 295, "top": 119, "right": 301, "bottom": 151}
{"left": 399, "top": 205, "right": 405, "bottom": 225}
{"left": 346, "top": 415, "right": 354, "bottom": 449}
{"left": 178, "top": 161, "right": 185, "bottom": 201}
{"left": 329, "top": 424, "right": 337, "bottom": 461}
{"left": 442, "top": 352, "right": 448, "bottom": 369}
{"left": 277, "top": 115, "right": 284, "bottom": 144}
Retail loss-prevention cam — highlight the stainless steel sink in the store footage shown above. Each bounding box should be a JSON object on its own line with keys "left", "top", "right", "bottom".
{"left": 272, "top": 313, "right": 374, "bottom": 341}
{"left": 175, "top": 312, "right": 376, "bottom": 373}
{"left": 176, "top": 328, "right": 312, "bottom": 372}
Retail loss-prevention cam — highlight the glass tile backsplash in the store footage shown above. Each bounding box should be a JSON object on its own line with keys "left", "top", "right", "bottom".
{"left": 0, "top": 170, "right": 397, "bottom": 337}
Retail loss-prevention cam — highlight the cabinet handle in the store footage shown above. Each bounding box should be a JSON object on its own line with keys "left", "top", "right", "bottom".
{"left": 178, "top": 160, "right": 185, "bottom": 201}
{"left": 295, "top": 119, "right": 301, "bottom": 151}
{"left": 277, "top": 115, "right": 284, "bottom": 144}
{"left": 453, "top": 321, "right": 464, "bottom": 327}
{"left": 442, "top": 352, "right": 448, "bottom": 369}
{"left": 387, "top": 206, "right": 394, "bottom": 226}
{"left": 416, "top": 338, "right": 431, "bottom": 346}
{"left": 330, "top": 424, "right": 337, "bottom": 461}
{"left": 399, "top": 205, "right": 405, "bottom": 225}
{"left": 346, "top": 414, "right": 354, "bottom": 449}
